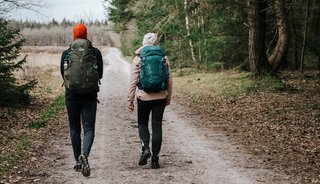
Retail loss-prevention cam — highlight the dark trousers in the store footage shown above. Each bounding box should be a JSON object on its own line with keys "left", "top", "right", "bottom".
{"left": 65, "top": 97, "right": 97, "bottom": 162}
{"left": 137, "top": 98, "right": 166, "bottom": 157}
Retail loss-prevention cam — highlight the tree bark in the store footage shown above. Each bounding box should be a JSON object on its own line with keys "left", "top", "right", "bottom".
{"left": 318, "top": 56, "right": 320, "bottom": 70}
{"left": 184, "top": 0, "right": 197, "bottom": 64}
{"left": 300, "top": 0, "right": 310, "bottom": 73}
{"left": 289, "top": 4, "right": 299, "bottom": 70}
{"left": 268, "top": 0, "right": 289, "bottom": 72}
{"left": 247, "top": 0, "right": 270, "bottom": 75}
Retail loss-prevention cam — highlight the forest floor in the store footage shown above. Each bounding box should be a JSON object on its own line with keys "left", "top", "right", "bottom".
{"left": 0, "top": 47, "right": 319, "bottom": 183}
{"left": 173, "top": 69, "right": 320, "bottom": 183}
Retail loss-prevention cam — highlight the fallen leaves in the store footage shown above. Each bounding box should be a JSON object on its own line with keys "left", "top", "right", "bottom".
{"left": 0, "top": 70, "right": 65, "bottom": 183}
{"left": 174, "top": 70, "right": 320, "bottom": 184}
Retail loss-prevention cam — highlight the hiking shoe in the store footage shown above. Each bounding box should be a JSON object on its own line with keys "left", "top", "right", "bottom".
{"left": 138, "top": 148, "right": 151, "bottom": 166}
{"left": 151, "top": 156, "right": 160, "bottom": 169}
{"left": 73, "top": 161, "right": 82, "bottom": 172}
{"left": 79, "top": 154, "right": 90, "bottom": 177}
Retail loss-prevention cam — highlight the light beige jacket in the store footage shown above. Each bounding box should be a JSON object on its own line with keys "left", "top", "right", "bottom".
{"left": 128, "top": 46, "right": 173, "bottom": 104}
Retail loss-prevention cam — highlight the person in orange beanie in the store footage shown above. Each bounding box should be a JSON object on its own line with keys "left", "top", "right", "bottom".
{"left": 60, "top": 23, "right": 103, "bottom": 177}
{"left": 72, "top": 23, "right": 87, "bottom": 40}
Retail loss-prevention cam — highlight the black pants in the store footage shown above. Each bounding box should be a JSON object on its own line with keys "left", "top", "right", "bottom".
{"left": 137, "top": 98, "right": 166, "bottom": 157}
{"left": 65, "top": 95, "right": 97, "bottom": 162}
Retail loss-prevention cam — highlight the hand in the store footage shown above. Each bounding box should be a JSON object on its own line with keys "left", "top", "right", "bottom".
{"left": 166, "top": 97, "right": 171, "bottom": 106}
{"left": 128, "top": 102, "right": 134, "bottom": 111}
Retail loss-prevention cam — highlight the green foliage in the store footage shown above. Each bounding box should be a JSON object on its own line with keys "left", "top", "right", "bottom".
{"left": 107, "top": 0, "right": 320, "bottom": 71}
{"left": 28, "top": 94, "right": 65, "bottom": 129}
{"left": 0, "top": 18, "right": 37, "bottom": 107}
{"left": 107, "top": 0, "right": 134, "bottom": 32}
{"left": 107, "top": 0, "right": 248, "bottom": 70}
{"left": 120, "top": 34, "right": 131, "bottom": 56}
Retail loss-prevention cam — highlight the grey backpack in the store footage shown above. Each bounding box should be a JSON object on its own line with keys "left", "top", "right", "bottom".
{"left": 63, "top": 39, "right": 99, "bottom": 94}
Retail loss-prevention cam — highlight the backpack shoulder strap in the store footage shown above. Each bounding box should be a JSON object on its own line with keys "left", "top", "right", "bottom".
{"left": 140, "top": 45, "right": 165, "bottom": 57}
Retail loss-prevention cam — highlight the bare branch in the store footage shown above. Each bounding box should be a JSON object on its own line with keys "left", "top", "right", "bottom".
{"left": 0, "top": 0, "right": 44, "bottom": 15}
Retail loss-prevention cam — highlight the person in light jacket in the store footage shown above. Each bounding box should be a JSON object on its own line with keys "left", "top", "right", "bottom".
{"left": 128, "top": 33, "right": 172, "bottom": 169}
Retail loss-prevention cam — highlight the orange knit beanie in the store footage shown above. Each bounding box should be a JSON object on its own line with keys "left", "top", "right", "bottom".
{"left": 73, "top": 23, "right": 87, "bottom": 40}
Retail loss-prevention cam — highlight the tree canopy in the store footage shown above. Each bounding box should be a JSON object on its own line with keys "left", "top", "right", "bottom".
{"left": 107, "top": 0, "right": 320, "bottom": 74}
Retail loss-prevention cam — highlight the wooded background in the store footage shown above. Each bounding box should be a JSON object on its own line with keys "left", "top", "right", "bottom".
{"left": 1, "top": 0, "right": 319, "bottom": 106}
{"left": 8, "top": 0, "right": 320, "bottom": 75}
{"left": 0, "top": 1, "right": 319, "bottom": 183}
{"left": 107, "top": 0, "right": 320, "bottom": 75}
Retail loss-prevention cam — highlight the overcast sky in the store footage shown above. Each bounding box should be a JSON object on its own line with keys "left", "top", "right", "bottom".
{"left": 8, "top": 0, "right": 109, "bottom": 23}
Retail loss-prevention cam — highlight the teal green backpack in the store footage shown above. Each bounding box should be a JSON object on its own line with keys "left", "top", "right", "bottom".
{"left": 63, "top": 39, "right": 99, "bottom": 94}
{"left": 137, "top": 46, "right": 169, "bottom": 93}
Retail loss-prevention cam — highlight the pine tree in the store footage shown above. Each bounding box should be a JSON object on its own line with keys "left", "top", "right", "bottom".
{"left": 0, "top": 18, "right": 37, "bottom": 106}
{"left": 106, "top": 0, "right": 133, "bottom": 32}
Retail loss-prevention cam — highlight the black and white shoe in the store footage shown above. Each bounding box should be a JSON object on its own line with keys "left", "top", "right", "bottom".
{"left": 73, "top": 161, "right": 82, "bottom": 172}
{"left": 79, "top": 154, "right": 90, "bottom": 177}
{"left": 138, "top": 148, "right": 151, "bottom": 166}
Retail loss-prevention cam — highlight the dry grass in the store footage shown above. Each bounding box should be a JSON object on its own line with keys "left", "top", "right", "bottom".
{"left": 15, "top": 46, "right": 64, "bottom": 83}
{"left": 174, "top": 71, "right": 253, "bottom": 99}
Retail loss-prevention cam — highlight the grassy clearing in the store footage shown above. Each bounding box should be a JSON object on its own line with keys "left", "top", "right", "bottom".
{"left": 173, "top": 71, "right": 254, "bottom": 112}
{"left": 174, "top": 71, "right": 247, "bottom": 99}
{"left": 173, "top": 71, "right": 287, "bottom": 101}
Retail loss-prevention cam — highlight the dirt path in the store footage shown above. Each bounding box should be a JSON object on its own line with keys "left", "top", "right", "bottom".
{"left": 41, "top": 48, "right": 288, "bottom": 184}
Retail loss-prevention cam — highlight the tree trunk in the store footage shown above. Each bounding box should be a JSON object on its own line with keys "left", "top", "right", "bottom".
{"left": 300, "top": 0, "right": 310, "bottom": 73}
{"left": 268, "top": 0, "right": 289, "bottom": 72}
{"left": 289, "top": 4, "right": 299, "bottom": 70}
{"left": 184, "top": 0, "right": 197, "bottom": 64}
{"left": 318, "top": 56, "right": 320, "bottom": 70}
{"left": 247, "top": 0, "right": 270, "bottom": 75}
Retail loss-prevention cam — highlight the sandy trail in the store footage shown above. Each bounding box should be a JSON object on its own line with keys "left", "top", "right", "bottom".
{"left": 42, "top": 47, "right": 284, "bottom": 184}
